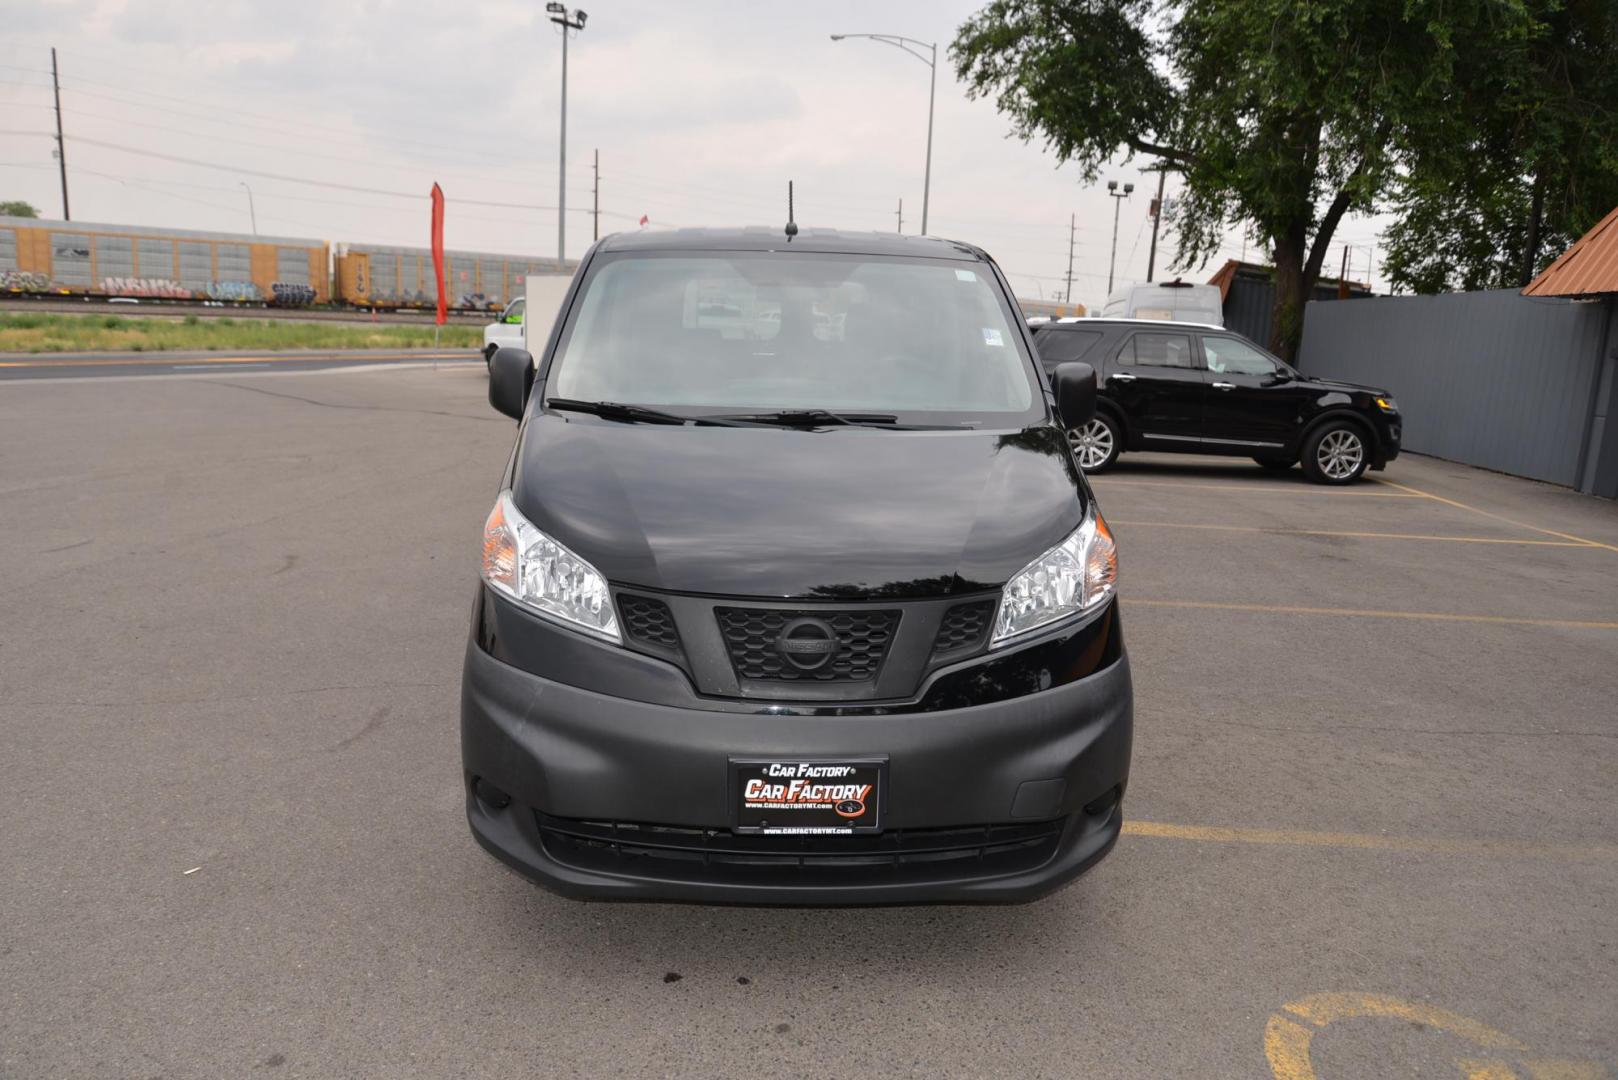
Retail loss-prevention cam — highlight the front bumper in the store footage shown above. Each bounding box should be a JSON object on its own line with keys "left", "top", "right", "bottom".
{"left": 1369, "top": 414, "right": 1401, "bottom": 469}
{"left": 460, "top": 629, "right": 1133, "bottom": 905}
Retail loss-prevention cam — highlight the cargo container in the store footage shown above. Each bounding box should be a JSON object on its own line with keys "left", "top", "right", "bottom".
{"left": 0, "top": 217, "right": 328, "bottom": 304}
{"left": 1019, "top": 298, "right": 1088, "bottom": 319}
{"left": 333, "top": 243, "right": 575, "bottom": 312}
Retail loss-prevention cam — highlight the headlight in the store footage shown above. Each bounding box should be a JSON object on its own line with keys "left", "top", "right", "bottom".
{"left": 481, "top": 491, "right": 620, "bottom": 643}
{"left": 1375, "top": 396, "right": 1398, "bottom": 413}
{"left": 991, "top": 508, "right": 1118, "bottom": 646}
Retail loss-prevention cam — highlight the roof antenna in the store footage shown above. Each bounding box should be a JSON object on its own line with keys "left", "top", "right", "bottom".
{"left": 785, "top": 181, "right": 798, "bottom": 242}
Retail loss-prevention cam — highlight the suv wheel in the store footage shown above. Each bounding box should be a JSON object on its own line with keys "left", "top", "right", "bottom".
{"left": 1253, "top": 455, "right": 1294, "bottom": 471}
{"left": 1302, "top": 423, "right": 1368, "bottom": 484}
{"left": 1070, "top": 415, "right": 1121, "bottom": 472}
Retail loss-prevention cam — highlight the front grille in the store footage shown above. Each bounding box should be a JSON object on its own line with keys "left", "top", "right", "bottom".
{"left": 619, "top": 594, "right": 679, "bottom": 649}
{"left": 538, "top": 815, "right": 1064, "bottom": 885}
{"left": 932, "top": 600, "right": 995, "bottom": 657}
{"left": 716, "top": 608, "right": 899, "bottom": 682}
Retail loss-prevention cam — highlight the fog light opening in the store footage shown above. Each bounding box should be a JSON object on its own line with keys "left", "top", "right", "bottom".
{"left": 473, "top": 776, "right": 512, "bottom": 810}
{"left": 1083, "top": 784, "right": 1122, "bottom": 818}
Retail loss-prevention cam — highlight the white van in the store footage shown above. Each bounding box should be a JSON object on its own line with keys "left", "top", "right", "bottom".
{"left": 1100, "top": 281, "right": 1223, "bottom": 325}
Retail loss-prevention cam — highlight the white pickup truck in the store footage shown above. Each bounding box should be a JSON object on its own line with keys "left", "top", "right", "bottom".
{"left": 482, "top": 297, "right": 526, "bottom": 366}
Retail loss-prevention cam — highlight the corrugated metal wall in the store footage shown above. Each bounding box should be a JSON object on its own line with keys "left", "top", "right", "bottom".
{"left": 1297, "top": 289, "right": 1614, "bottom": 488}
{"left": 1224, "top": 277, "right": 1367, "bottom": 345}
{"left": 1223, "top": 277, "right": 1277, "bottom": 342}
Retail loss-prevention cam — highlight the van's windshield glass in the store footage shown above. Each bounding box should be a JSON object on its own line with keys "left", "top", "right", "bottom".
{"left": 547, "top": 253, "right": 1040, "bottom": 424}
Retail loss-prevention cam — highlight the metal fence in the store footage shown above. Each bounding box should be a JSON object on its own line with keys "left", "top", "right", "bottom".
{"left": 1297, "top": 288, "right": 1618, "bottom": 495}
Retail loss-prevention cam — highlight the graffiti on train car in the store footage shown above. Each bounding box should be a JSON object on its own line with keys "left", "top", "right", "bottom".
{"left": 270, "top": 283, "right": 316, "bottom": 306}
{"left": 1, "top": 270, "right": 52, "bottom": 293}
{"left": 102, "top": 277, "right": 192, "bottom": 299}
{"left": 202, "top": 281, "right": 262, "bottom": 302}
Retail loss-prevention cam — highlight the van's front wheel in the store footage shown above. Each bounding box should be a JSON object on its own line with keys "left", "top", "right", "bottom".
{"left": 1070, "top": 415, "right": 1121, "bottom": 473}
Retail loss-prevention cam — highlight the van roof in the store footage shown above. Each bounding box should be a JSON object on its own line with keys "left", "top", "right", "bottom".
{"left": 1030, "top": 317, "right": 1229, "bottom": 332}
{"left": 597, "top": 227, "right": 989, "bottom": 261}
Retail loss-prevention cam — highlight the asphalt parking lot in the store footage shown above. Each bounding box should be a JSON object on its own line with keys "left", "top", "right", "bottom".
{"left": 2, "top": 360, "right": 1616, "bottom": 1079}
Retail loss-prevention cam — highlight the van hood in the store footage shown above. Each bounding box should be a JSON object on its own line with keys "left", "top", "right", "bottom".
{"left": 509, "top": 416, "right": 1086, "bottom": 599}
{"left": 1299, "top": 374, "right": 1389, "bottom": 397}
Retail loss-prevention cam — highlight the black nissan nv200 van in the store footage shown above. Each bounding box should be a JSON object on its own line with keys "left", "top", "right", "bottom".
{"left": 462, "top": 227, "right": 1132, "bottom": 904}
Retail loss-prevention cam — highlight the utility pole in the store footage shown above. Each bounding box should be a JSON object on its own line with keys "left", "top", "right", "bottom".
{"left": 1065, "top": 213, "right": 1076, "bottom": 307}
{"left": 51, "top": 47, "right": 70, "bottom": 220}
{"left": 239, "top": 182, "right": 257, "bottom": 234}
{"left": 1145, "top": 168, "right": 1167, "bottom": 282}
{"left": 591, "top": 148, "right": 600, "bottom": 243}
{"left": 1338, "top": 245, "right": 1350, "bottom": 300}
{"left": 895, "top": 198, "right": 903, "bottom": 234}
{"left": 546, "top": 4, "right": 587, "bottom": 263}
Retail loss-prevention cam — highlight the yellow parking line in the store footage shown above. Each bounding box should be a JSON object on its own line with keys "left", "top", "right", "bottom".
{"left": 1124, "top": 820, "right": 1618, "bottom": 861}
{"left": 1091, "top": 478, "right": 1424, "bottom": 497}
{"left": 1109, "top": 519, "right": 1593, "bottom": 547}
{"left": 1374, "top": 477, "right": 1618, "bottom": 553}
{"left": 0, "top": 352, "right": 471, "bottom": 369}
{"left": 1131, "top": 598, "right": 1618, "bottom": 630}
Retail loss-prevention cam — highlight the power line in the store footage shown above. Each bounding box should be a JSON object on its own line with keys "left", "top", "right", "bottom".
{"left": 1, "top": 129, "right": 594, "bottom": 212}
{"left": 50, "top": 51, "right": 527, "bottom": 161}
{"left": 53, "top": 101, "right": 572, "bottom": 189}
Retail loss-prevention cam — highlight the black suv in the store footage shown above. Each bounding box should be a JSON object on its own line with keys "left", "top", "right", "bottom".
{"left": 1029, "top": 318, "right": 1401, "bottom": 484}
{"left": 464, "top": 228, "right": 1131, "bottom": 905}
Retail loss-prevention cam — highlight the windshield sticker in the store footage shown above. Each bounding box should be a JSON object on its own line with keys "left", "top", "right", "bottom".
{"left": 954, "top": 269, "right": 977, "bottom": 282}
{"left": 982, "top": 327, "right": 1005, "bottom": 347}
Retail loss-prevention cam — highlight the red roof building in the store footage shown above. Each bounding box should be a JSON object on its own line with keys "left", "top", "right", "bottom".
{"left": 1523, "top": 206, "right": 1618, "bottom": 298}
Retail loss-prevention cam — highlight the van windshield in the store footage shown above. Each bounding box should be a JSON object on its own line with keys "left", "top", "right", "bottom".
{"left": 546, "top": 252, "right": 1041, "bottom": 425}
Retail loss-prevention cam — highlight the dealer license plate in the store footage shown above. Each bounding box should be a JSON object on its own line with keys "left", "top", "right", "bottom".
{"left": 731, "top": 758, "right": 885, "bottom": 834}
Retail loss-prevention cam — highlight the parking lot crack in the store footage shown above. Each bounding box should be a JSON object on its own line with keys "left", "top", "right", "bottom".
{"left": 15, "top": 681, "right": 453, "bottom": 708}
{"left": 1205, "top": 717, "right": 1618, "bottom": 740}
{"left": 202, "top": 378, "right": 504, "bottom": 423}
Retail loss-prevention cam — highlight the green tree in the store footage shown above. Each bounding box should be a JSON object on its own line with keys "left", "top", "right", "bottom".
{"left": 0, "top": 200, "right": 41, "bottom": 218}
{"left": 1379, "top": 0, "right": 1618, "bottom": 292}
{"left": 951, "top": 0, "right": 1563, "bottom": 359}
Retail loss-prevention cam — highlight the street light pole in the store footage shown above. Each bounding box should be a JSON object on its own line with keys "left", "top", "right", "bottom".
{"left": 546, "top": 3, "right": 587, "bottom": 264}
{"left": 830, "top": 32, "right": 936, "bottom": 235}
{"left": 1106, "top": 180, "right": 1134, "bottom": 295}
{"left": 239, "top": 182, "right": 257, "bottom": 235}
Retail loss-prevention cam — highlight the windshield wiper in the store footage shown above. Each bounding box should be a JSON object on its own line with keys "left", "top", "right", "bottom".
{"left": 545, "top": 398, "right": 750, "bottom": 427}
{"left": 714, "top": 408, "right": 910, "bottom": 429}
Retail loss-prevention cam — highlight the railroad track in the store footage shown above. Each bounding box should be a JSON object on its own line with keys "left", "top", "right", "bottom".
{"left": 0, "top": 297, "right": 489, "bottom": 326}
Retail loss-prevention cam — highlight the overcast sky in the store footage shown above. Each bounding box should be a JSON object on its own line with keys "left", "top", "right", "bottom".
{"left": 1, "top": 0, "right": 1385, "bottom": 310}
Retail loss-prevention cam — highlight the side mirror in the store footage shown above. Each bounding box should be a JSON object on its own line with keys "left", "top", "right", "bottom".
{"left": 489, "top": 347, "right": 535, "bottom": 421}
{"left": 1052, "top": 361, "right": 1097, "bottom": 428}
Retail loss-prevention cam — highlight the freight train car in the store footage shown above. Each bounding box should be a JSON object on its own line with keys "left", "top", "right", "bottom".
{"left": 333, "top": 242, "right": 574, "bottom": 312}
{"left": 1018, "top": 298, "right": 1087, "bottom": 320}
{"left": 0, "top": 217, "right": 328, "bottom": 305}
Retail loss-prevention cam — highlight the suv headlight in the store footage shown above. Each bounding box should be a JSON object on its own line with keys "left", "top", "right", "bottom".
{"left": 481, "top": 491, "right": 620, "bottom": 643}
{"left": 1375, "top": 396, "right": 1398, "bottom": 413}
{"left": 991, "top": 508, "right": 1118, "bottom": 646}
